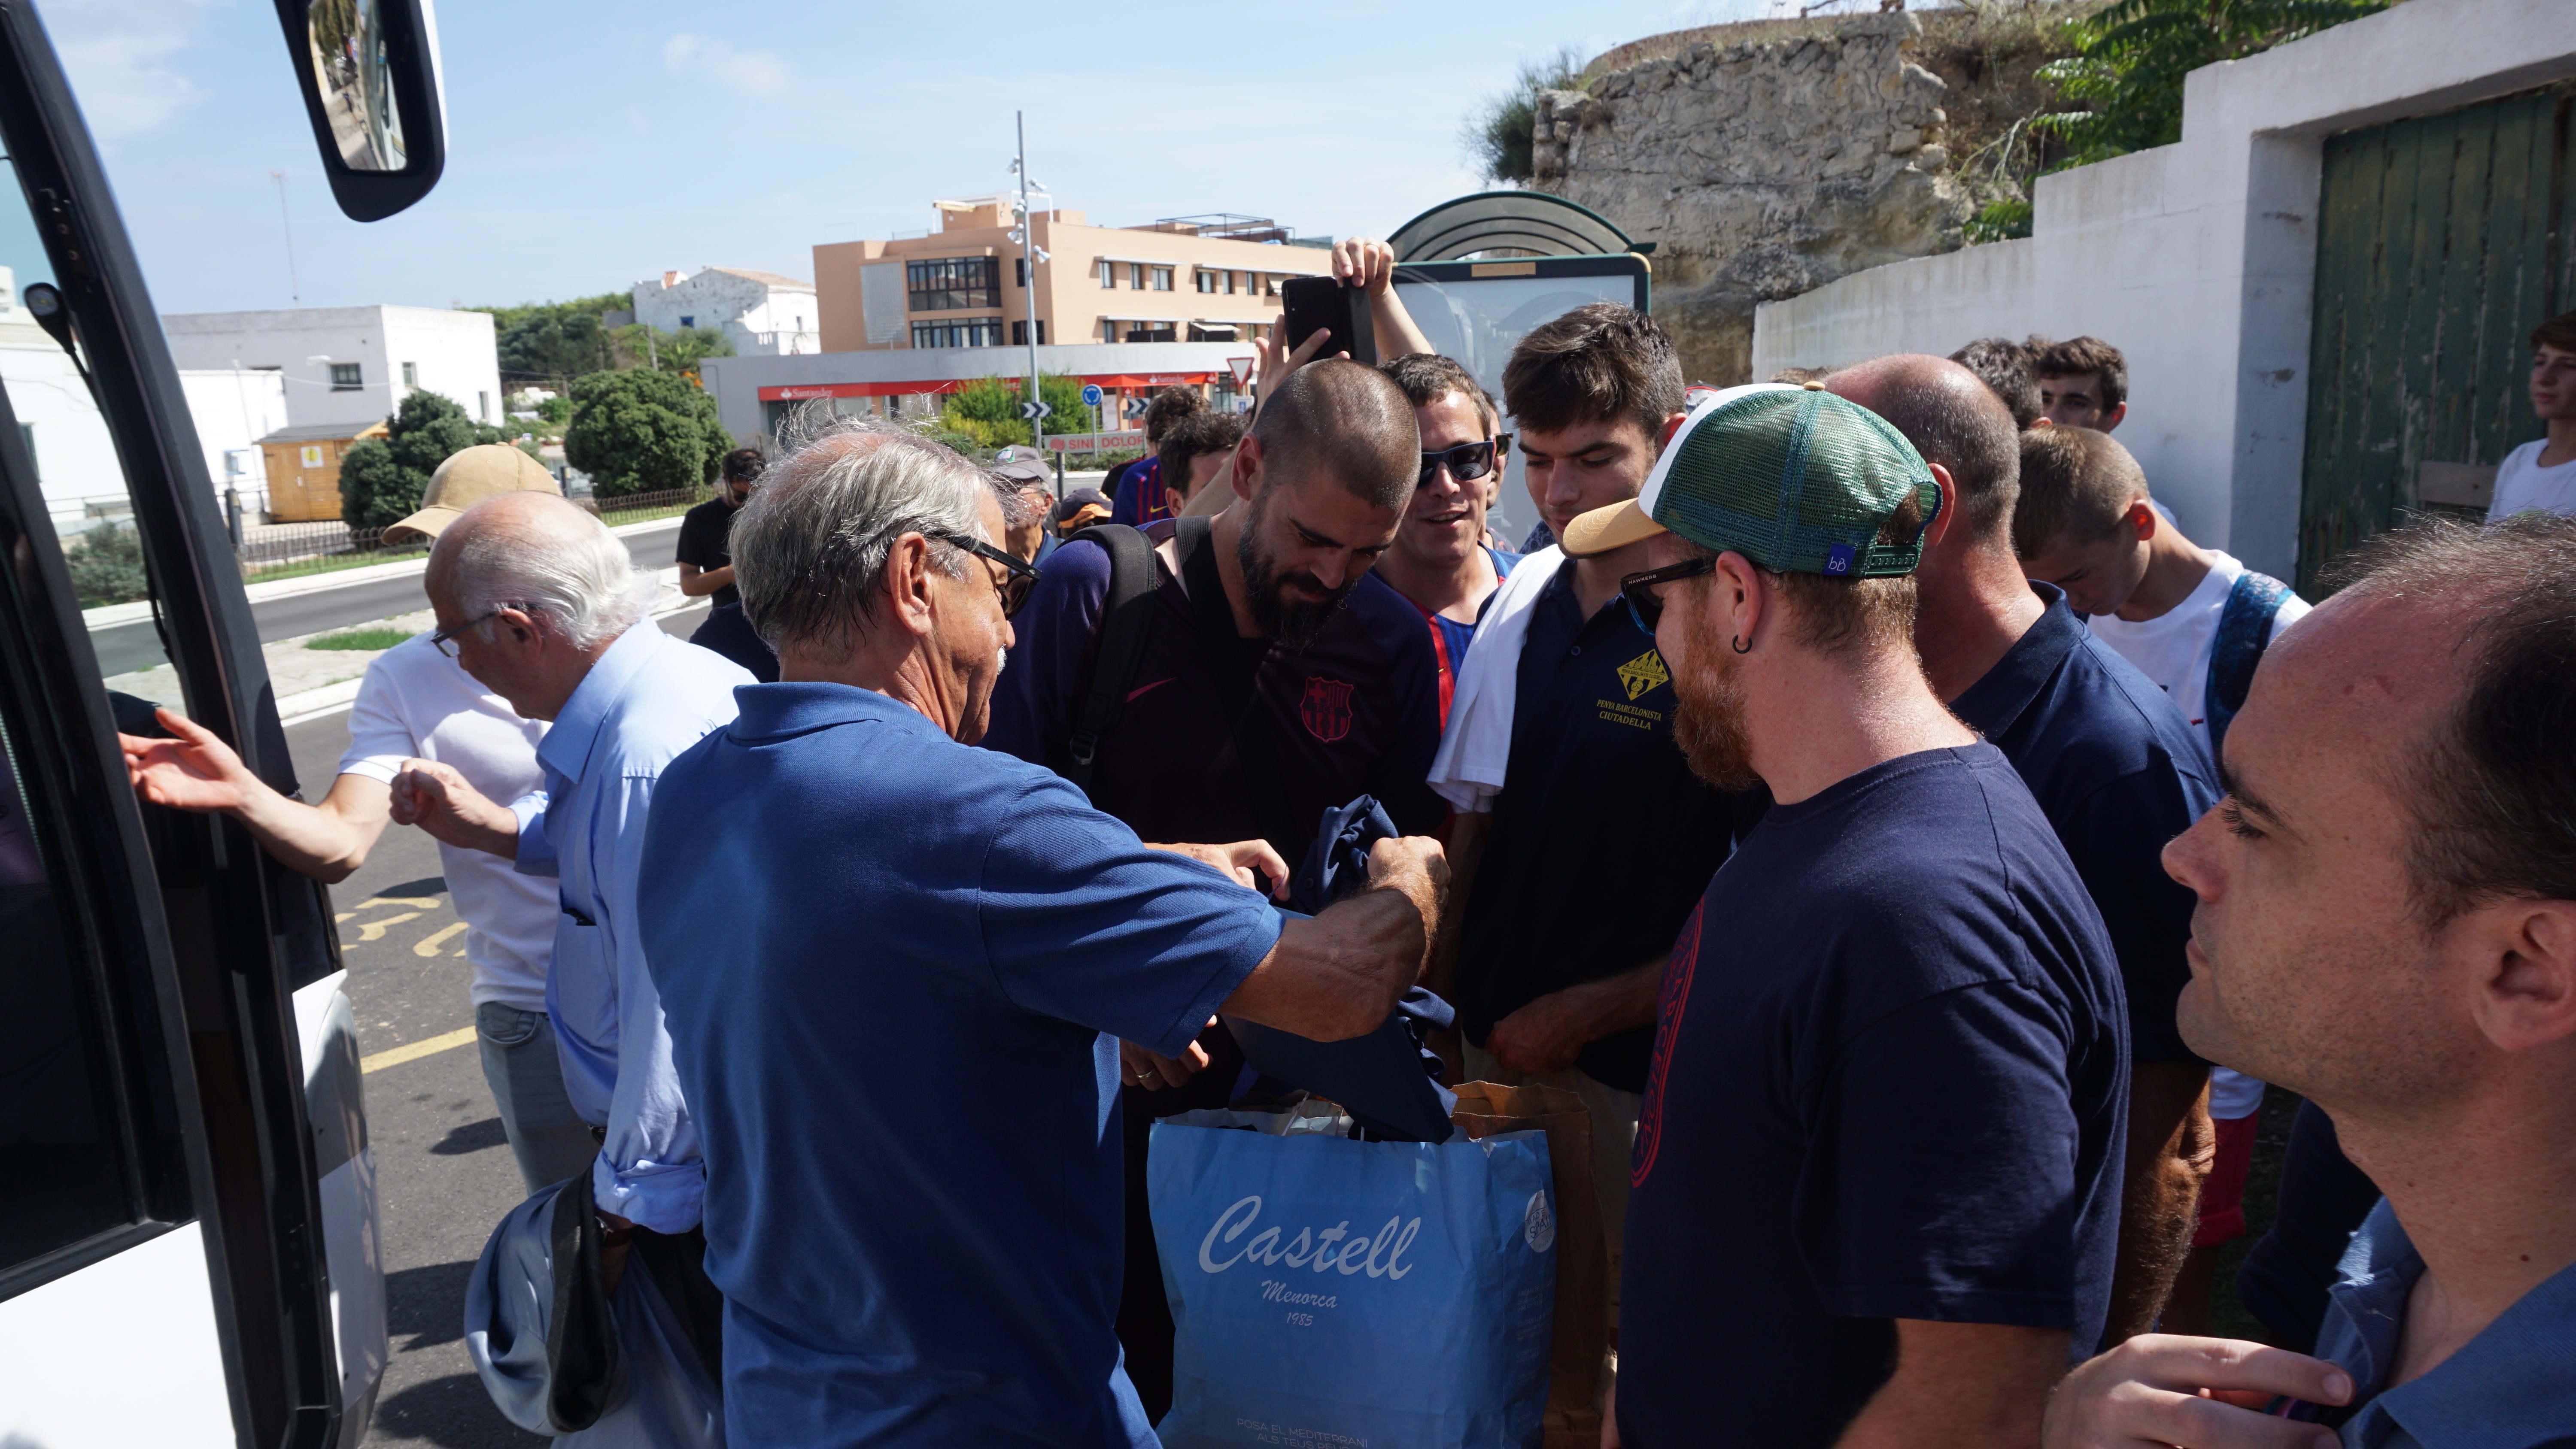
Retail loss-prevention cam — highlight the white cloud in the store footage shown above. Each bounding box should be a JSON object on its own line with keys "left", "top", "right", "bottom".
{"left": 663, "top": 33, "right": 792, "bottom": 97}
{"left": 46, "top": 0, "right": 217, "bottom": 144}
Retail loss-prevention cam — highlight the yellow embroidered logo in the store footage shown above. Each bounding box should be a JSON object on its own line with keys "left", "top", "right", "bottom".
{"left": 1616, "top": 648, "right": 1671, "bottom": 701}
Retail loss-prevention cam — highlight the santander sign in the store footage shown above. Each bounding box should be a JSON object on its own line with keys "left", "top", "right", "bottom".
{"left": 1196, "top": 1195, "right": 1422, "bottom": 1280}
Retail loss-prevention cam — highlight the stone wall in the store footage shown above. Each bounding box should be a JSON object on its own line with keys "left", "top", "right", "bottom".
{"left": 1532, "top": 12, "right": 1969, "bottom": 384}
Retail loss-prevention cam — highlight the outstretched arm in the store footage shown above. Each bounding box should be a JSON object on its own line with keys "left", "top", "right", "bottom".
{"left": 1334, "top": 236, "right": 1434, "bottom": 360}
{"left": 1221, "top": 835, "right": 1446, "bottom": 1041}
{"left": 121, "top": 707, "right": 392, "bottom": 882}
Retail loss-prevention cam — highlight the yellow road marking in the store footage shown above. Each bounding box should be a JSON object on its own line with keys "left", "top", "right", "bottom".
{"left": 356, "top": 895, "right": 443, "bottom": 910}
{"left": 413, "top": 921, "right": 470, "bottom": 958}
{"left": 351, "top": 911, "right": 422, "bottom": 942}
{"left": 360, "top": 1025, "right": 478, "bottom": 1075}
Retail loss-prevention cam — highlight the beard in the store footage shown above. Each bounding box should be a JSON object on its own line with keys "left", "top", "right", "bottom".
{"left": 1238, "top": 491, "right": 1360, "bottom": 652}
{"left": 1670, "top": 605, "right": 1761, "bottom": 791}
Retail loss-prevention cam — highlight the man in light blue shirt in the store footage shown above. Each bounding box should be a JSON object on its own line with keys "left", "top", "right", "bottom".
{"left": 2040, "top": 512, "right": 2576, "bottom": 1449}
{"left": 391, "top": 491, "right": 753, "bottom": 1247}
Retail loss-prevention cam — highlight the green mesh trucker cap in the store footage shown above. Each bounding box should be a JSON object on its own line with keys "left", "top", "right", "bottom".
{"left": 1559, "top": 382, "right": 1942, "bottom": 577}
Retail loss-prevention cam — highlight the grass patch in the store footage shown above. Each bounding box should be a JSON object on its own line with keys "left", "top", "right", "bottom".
{"left": 306, "top": 626, "right": 413, "bottom": 651}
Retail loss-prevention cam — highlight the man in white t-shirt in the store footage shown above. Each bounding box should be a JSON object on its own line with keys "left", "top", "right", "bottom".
{"left": 2013, "top": 423, "right": 2308, "bottom": 1333}
{"left": 118, "top": 446, "right": 593, "bottom": 1194}
{"left": 2485, "top": 309, "right": 2576, "bottom": 521}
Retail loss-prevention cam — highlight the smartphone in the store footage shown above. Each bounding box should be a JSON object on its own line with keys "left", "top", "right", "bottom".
{"left": 1279, "top": 276, "right": 1377, "bottom": 367}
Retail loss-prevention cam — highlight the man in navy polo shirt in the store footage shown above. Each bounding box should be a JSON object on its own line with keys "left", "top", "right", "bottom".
{"left": 1573, "top": 384, "right": 2127, "bottom": 1449}
{"left": 637, "top": 423, "right": 1449, "bottom": 1448}
{"left": 982, "top": 356, "right": 1441, "bottom": 1415}
{"left": 1829, "top": 355, "right": 2221, "bottom": 1343}
{"left": 1424, "top": 306, "right": 1735, "bottom": 1334}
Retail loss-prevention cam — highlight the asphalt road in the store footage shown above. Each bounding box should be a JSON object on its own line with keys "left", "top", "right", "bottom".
{"left": 300, "top": 603, "right": 705, "bottom": 1449}
{"left": 257, "top": 521, "right": 686, "bottom": 644}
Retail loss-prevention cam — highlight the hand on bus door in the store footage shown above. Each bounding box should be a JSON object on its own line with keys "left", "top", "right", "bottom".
{"left": 120, "top": 706, "right": 260, "bottom": 813}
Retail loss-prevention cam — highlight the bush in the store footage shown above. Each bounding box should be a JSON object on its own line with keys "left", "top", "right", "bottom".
{"left": 562, "top": 367, "right": 731, "bottom": 499}
{"left": 337, "top": 390, "right": 505, "bottom": 534}
{"left": 64, "top": 523, "right": 148, "bottom": 607}
{"left": 1459, "top": 47, "right": 1586, "bottom": 185}
{"left": 939, "top": 373, "right": 1102, "bottom": 450}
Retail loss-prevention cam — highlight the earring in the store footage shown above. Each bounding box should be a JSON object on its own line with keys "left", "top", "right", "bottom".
{"left": 1730, "top": 634, "right": 1751, "bottom": 654}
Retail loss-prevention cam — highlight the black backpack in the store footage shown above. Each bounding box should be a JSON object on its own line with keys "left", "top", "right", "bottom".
{"left": 1059, "top": 522, "right": 1159, "bottom": 794}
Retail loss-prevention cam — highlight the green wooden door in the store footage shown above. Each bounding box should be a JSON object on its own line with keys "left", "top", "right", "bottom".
{"left": 2299, "top": 84, "right": 2576, "bottom": 594}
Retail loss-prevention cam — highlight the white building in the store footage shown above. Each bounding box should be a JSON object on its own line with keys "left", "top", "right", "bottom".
{"left": 632, "top": 267, "right": 820, "bottom": 356}
{"left": 0, "top": 266, "right": 123, "bottom": 524}
{"left": 178, "top": 368, "right": 291, "bottom": 514}
{"left": 161, "top": 304, "right": 503, "bottom": 433}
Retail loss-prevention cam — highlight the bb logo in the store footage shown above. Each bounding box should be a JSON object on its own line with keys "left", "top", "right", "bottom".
{"left": 1616, "top": 649, "right": 1670, "bottom": 701}
{"left": 1300, "top": 676, "right": 1354, "bottom": 743}
{"left": 1824, "top": 542, "right": 1857, "bottom": 576}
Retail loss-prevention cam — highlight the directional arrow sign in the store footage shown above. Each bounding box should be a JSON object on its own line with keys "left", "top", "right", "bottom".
{"left": 1123, "top": 397, "right": 1148, "bottom": 419}
{"left": 1018, "top": 400, "right": 1054, "bottom": 421}
{"left": 1080, "top": 384, "right": 1104, "bottom": 408}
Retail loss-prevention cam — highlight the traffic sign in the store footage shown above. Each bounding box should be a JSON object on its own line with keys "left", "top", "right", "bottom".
{"left": 1080, "top": 384, "right": 1103, "bottom": 407}
{"left": 1123, "top": 397, "right": 1148, "bottom": 419}
{"left": 1227, "top": 356, "right": 1255, "bottom": 385}
{"left": 1018, "top": 400, "right": 1054, "bottom": 421}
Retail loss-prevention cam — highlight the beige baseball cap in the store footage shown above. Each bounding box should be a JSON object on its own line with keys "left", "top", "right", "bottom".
{"left": 383, "top": 444, "right": 561, "bottom": 544}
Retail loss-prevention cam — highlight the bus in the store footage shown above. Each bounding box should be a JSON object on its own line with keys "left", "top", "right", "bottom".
{"left": 0, "top": 2, "right": 447, "bottom": 1444}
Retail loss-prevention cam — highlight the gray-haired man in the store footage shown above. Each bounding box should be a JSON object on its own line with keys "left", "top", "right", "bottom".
{"left": 389, "top": 491, "right": 751, "bottom": 1343}
{"left": 632, "top": 421, "right": 1447, "bottom": 1446}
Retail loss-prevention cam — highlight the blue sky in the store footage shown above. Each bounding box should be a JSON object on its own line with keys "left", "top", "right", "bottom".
{"left": 41, "top": 0, "right": 1805, "bottom": 315}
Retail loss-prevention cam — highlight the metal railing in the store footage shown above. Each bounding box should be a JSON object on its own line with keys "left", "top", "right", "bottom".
{"left": 234, "top": 484, "right": 710, "bottom": 579}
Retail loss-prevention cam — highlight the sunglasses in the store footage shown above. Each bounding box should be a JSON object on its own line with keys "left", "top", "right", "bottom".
{"left": 1418, "top": 434, "right": 1512, "bottom": 487}
{"left": 1618, "top": 557, "right": 1715, "bottom": 634}
{"left": 933, "top": 532, "right": 1041, "bottom": 618}
{"left": 431, "top": 608, "right": 507, "bottom": 658}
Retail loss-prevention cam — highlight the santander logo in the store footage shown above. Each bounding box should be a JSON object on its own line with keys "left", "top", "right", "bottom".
{"left": 1196, "top": 1195, "right": 1422, "bottom": 1280}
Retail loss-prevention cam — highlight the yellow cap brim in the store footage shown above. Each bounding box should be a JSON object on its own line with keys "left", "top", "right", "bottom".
{"left": 1559, "top": 498, "right": 1668, "bottom": 557}
{"left": 380, "top": 505, "right": 460, "bottom": 545}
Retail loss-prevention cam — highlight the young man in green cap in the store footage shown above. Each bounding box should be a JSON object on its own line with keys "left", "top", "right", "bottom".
{"left": 1571, "top": 384, "right": 2129, "bottom": 1449}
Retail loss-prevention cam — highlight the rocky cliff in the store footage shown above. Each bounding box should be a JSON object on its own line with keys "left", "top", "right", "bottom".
{"left": 1532, "top": 12, "right": 1970, "bottom": 384}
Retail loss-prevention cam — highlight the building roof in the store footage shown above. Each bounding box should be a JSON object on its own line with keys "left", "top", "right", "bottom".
{"left": 702, "top": 266, "right": 814, "bottom": 291}
{"left": 258, "top": 420, "right": 390, "bottom": 445}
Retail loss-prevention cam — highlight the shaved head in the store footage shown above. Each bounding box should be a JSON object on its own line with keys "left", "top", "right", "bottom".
{"left": 1252, "top": 358, "right": 1419, "bottom": 510}
{"left": 1828, "top": 354, "right": 2022, "bottom": 546}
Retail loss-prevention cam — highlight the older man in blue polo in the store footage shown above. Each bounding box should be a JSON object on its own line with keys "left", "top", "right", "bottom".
{"left": 634, "top": 421, "right": 1449, "bottom": 1448}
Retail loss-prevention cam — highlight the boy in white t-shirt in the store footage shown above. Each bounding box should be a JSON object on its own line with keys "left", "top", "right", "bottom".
{"left": 2013, "top": 424, "right": 2310, "bottom": 1334}
{"left": 2485, "top": 309, "right": 2576, "bottom": 521}
{"left": 118, "top": 446, "right": 593, "bottom": 1196}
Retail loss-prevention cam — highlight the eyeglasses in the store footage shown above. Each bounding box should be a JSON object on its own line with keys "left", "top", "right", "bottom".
{"left": 431, "top": 609, "right": 505, "bottom": 658}
{"left": 1618, "top": 558, "right": 1715, "bottom": 634}
{"left": 1418, "top": 434, "right": 1512, "bottom": 487}
{"left": 933, "top": 533, "right": 1041, "bottom": 618}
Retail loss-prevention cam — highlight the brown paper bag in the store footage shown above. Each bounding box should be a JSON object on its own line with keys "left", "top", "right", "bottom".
{"left": 1451, "top": 1081, "right": 1608, "bottom": 1444}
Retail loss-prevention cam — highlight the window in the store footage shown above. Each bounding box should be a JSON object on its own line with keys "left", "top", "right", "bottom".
{"left": 906, "top": 256, "right": 1001, "bottom": 312}
{"left": 1151, "top": 267, "right": 1174, "bottom": 292}
{"left": 1265, "top": 274, "right": 1279, "bottom": 297}
{"left": 1194, "top": 270, "right": 1215, "bottom": 294}
{"left": 478, "top": 391, "right": 490, "bottom": 421}
{"left": 1225, "top": 271, "right": 1237, "bottom": 295}
{"left": 679, "top": 315, "right": 696, "bottom": 328}
{"left": 1011, "top": 320, "right": 1048, "bottom": 346}
{"left": 1128, "top": 264, "right": 1145, "bottom": 290}
{"left": 911, "top": 319, "right": 1002, "bottom": 349}
{"left": 400, "top": 361, "right": 416, "bottom": 386}
{"left": 1101, "top": 318, "right": 1118, "bottom": 343}
{"left": 1099, "top": 259, "right": 1114, "bottom": 288}
{"left": 329, "top": 363, "right": 362, "bottom": 391}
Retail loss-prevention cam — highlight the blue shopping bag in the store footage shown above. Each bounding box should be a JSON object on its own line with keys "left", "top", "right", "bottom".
{"left": 1149, "top": 1107, "right": 1557, "bottom": 1449}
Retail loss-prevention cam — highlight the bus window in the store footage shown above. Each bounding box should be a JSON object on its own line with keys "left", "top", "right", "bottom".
{"left": 0, "top": 155, "right": 177, "bottom": 708}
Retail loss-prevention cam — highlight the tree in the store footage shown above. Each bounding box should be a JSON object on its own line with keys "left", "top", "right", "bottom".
{"left": 477, "top": 292, "right": 629, "bottom": 382}
{"left": 338, "top": 389, "right": 504, "bottom": 533}
{"left": 2035, "top": 0, "right": 2389, "bottom": 166}
{"left": 937, "top": 373, "right": 1098, "bottom": 451}
{"left": 612, "top": 322, "right": 735, "bottom": 382}
{"left": 562, "top": 367, "right": 731, "bottom": 499}
{"left": 63, "top": 522, "right": 147, "bottom": 606}
{"left": 1459, "top": 47, "right": 1587, "bottom": 186}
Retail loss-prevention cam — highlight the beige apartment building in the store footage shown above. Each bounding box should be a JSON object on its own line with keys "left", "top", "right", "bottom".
{"left": 813, "top": 200, "right": 1336, "bottom": 354}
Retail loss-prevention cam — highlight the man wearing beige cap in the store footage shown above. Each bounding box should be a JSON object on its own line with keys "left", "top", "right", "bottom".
{"left": 119, "top": 443, "right": 596, "bottom": 1194}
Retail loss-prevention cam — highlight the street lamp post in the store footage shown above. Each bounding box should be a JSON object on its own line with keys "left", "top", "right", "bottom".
{"left": 1010, "top": 112, "right": 1050, "bottom": 460}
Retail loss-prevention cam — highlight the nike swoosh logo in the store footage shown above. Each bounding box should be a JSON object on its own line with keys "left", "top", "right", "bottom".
{"left": 1128, "top": 677, "right": 1178, "bottom": 703}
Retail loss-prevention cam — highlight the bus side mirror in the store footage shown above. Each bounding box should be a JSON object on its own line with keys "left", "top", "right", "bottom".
{"left": 273, "top": 0, "right": 447, "bottom": 222}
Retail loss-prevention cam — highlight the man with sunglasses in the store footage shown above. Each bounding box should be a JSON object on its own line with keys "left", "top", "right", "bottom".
{"left": 1373, "top": 352, "right": 1518, "bottom": 725}
{"left": 1579, "top": 383, "right": 2126, "bottom": 1449}
{"left": 1422, "top": 306, "right": 1738, "bottom": 1349}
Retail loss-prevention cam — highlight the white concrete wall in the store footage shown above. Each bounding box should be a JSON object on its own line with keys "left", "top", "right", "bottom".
{"left": 178, "top": 368, "right": 291, "bottom": 509}
{"left": 632, "top": 269, "right": 820, "bottom": 356}
{"left": 163, "top": 305, "right": 500, "bottom": 432}
{"left": 1751, "top": 0, "right": 2576, "bottom": 580}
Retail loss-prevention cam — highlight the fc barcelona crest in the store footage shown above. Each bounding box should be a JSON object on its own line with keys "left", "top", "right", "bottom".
{"left": 1299, "top": 676, "right": 1354, "bottom": 743}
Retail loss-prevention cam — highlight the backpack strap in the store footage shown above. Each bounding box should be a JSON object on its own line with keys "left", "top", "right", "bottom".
{"left": 2206, "top": 570, "right": 2291, "bottom": 757}
{"left": 1062, "top": 523, "right": 1157, "bottom": 795}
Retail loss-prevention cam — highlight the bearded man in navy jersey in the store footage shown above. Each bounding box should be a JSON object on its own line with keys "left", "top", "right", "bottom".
{"left": 1571, "top": 383, "right": 2129, "bottom": 1449}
